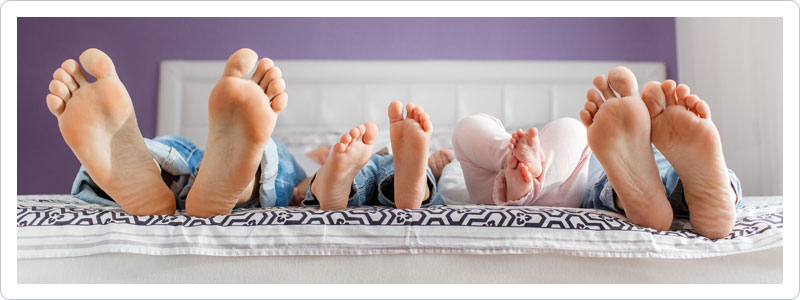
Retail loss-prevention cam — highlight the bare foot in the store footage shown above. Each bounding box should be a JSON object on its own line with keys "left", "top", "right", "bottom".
{"left": 427, "top": 148, "right": 455, "bottom": 181}
{"left": 389, "top": 101, "right": 433, "bottom": 209}
{"left": 578, "top": 66, "right": 673, "bottom": 230}
{"left": 46, "top": 48, "right": 174, "bottom": 215}
{"left": 507, "top": 127, "right": 544, "bottom": 177}
{"left": 504, "top": 154, "right": 534, "bottom": 201}
{"left": 642, "top": 80, "right": 737, "bottom": 239}
{"left": 186, "top": 49, "right": 288, "bottom": 217}
{"left": 311, "top": 123, "right": 378, "bottom": 210}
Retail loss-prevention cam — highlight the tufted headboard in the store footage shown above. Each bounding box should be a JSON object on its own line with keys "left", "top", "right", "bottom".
{"left": 157, "top": 60, "right": 666, "bottom": 174}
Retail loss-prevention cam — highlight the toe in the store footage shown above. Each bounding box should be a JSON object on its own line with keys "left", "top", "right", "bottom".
{"left": 222, "top": 48, "right": 258, "bottom": 78}
{"left": 60, "top": 59, "right": 90, "bottom": 86}
{"left": 421, "top": 116, "right": 433, "bottom": 132}
{"left": 270, "top": 93, "right": 288, "bottom": 113}
{"left": 78, "top": 48, "right": 118, "bottom": 79}
{"left": 694, "top": 99, "right": 711, "bottom": 119}
{"left": 348, "top": 126, "right": 361, "bottom": 140}
{"left": 676, "top": 84, "right": 691, "bottom": 107}
{"left": 250, "top": 58, "right": 275, "bottom": 84}
{"left": 340, "top": 131, "right": 353, "bottom": 145}
{"left": 388, "top": 101, "right": 404, "bottom": 123}
{"left": 45, "top": 94, "right": 66, "bottom": 117}
{"left": 527, "top": 127, "right": 537, "bottom": 138}
{"left": 586, "top": 89, "right": 604, "bottom": 109}
{"left": 607, "top": 66, "right": 639, "bottom": 97}
{"left": 406, "top": 103, "right": 416, "bottom": 119}
{"left": 363, "top": 122, "right": 378, "bottom": 144}
{"left": 660, "top": 80, "right": 677, "bottom": 106}
{"left": 266, "top": 78, "right": 286, "bottom": 100}
{"left": 260, "top": 66, "right": 283, "bottom": 91}
{"left": 332, "top": 142, "right": 347, "bottom": 154}
{"left": 642, "top": 81, "right": 666, "bottom": 118}
{"left": 519, "top": 163, "right": 532, "bottom": 182}
{"left": 49, "top": 79, "right": 71, "bottom": 101}
{"left": 579, "top": 109, "right": 593, "bottom": 127}
{"left": 53, "top": 68, "right": 78, "bottom": 92}
{"left": 593, "top": 75, "right": 617, "bottom": 100}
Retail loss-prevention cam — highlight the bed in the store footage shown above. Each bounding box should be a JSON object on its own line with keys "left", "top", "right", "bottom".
{"left": 17, "top": 60, "right": 783, "bottom": 284}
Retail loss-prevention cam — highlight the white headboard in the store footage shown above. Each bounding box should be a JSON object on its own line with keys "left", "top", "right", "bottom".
{"left": 157, "top": 60, "right": 665, "bottom": 173}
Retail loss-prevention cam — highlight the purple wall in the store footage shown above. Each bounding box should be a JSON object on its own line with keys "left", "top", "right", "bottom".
{"left": 17, "top": 17, "right": 677, "bottom": 194}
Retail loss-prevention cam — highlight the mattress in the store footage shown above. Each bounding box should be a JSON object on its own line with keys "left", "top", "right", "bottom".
{"left": 17, "top": 195, "right": 782, "bottom": 259}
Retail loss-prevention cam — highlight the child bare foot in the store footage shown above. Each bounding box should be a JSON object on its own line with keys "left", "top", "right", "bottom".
{"left": 642, "top": 80, "right": 737, "bottom": 239}
{"left": 508, "top": 128, "right": 544, "bottom": 177}
{"left": 427, "top": 148, "right": 455, "bottom": 181}
{"left": 186, "top": 48, "right": 288, "bottom": 217}
{"left": 389, "top": 101, "right": 433, "bottom": 209}
{"left": 46, "top": 48, "right": 174, "bottom": 215}
{"left": 578, "top": 66, "right": 673, "bottom": 230}
{"left": 311, "top": 123, "right": 378, "bottom": 210}
{"left": 504, "top": 154, "right": 534, "bottom": 201}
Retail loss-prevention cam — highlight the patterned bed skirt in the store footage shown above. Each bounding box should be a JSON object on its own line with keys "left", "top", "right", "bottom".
{"left": 17, "top": 195, "right": 783, "bottom": 259}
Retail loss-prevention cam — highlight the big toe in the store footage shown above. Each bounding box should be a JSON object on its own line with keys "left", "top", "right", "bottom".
{"left": 642, "top": 81, "right": 666, "bottom": 118}
{"left": 363, "top": 122, "right": 378, "bottom": 144}
{"left": 607, "top": 66, "right": 639, "bottom": 97}
{"left": 388, "top": 101, "right": 404, "bottom": 123}
{"left": 223, "top": 48, "right": 258, "bottom": 78}
{"left": 78, "top": 48, "right": 117, "bottom": 79}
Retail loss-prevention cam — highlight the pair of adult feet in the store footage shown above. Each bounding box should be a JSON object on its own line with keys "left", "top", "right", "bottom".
{"left": 309, "top": 102, "right": 435, "bottom": 210}
{"left": 47, "top": 48, "right": 287, "bottom": 217}
{"left": 579, "top": 66, "right": 737, "bottom": 239}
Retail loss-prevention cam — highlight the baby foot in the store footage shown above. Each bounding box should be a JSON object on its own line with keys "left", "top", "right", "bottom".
{"left": 311, "top": 123, "right": 378, "bottom": 210}
{"left": 186, "top": 48, "right": 288, "bottom": 217}
{"left": 507, "top": 127, "right": 544, "bottom": 178}
{"left": 427, "top": 148, "right": 455, "bottom": 181}
{"left": 504, "top": 154, "right": 534, "bottom": 202}
{"left": 389, "top": 101, "right": 433, "bottom": 209}
{"left": 578, "top": 66, "right": 673, "bottom": 230}
{"left": 642, "top": 80, "right": 737, "bottom": 239}
{"left": 46, "top": 48, "right": 174, "bottom": 216}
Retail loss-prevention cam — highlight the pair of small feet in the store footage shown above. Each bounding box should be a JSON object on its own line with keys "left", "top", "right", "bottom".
{"left": 47, "top": 48, "right": 287, "bottom": 217}
{"left": 579, "top": 66, "right": 736, "bottom": 239}
{"left": 503, "top": 128, "right": 545, "bottom": 202}
{"left": 310, "top": 102, "right": 433, "bottom": 210}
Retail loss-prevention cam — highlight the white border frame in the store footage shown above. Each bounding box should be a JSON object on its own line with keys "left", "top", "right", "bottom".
{"left": 2, "top": 1, "right": 798, "bottom": 299}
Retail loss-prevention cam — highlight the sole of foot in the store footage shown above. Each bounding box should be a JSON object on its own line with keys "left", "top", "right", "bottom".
{"left": 46, "top": 48, "right": 175, "bottom": 216}
{"left": 389, "top": 101, "right": 433, "bottom": 209}
{"left": 642, "top": 80, "right": 736, "bottom": 239}
{"left": 578, "top": 66, "right": 674, "bottom": 230}
{"left": 311, "top": 123, "right": 378, "bottom": 210}
{"left": 185, "top": 48, "right": 288, "bottom": 217}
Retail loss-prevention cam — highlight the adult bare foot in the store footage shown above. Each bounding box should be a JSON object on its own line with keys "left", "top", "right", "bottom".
{"left": 46, "top": 48, "right": 174, "bottom": 216}
{"left": 389, "top": 101, "right": 433, "bottom": 209}
{"left": 642, "top": 80, "right": 737, "bottom": 239}
{"left": 578, "top": 66, "right": 673, "bottom": 230}
{"left": 185, "top": 48, "right": 288, "bottom": 217}
{"left": 311, "top": 123, "right": 378, "bottom": 210}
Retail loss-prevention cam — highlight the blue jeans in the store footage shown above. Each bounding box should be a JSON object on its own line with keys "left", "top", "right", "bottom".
{"left": 302, "top": 153, "right": 443, "bottom": 208}
{"left": 581, "top": 146, "right": 743, "bottom": 219}
{"left": 71, "top": 136, "right": 306, "bottom": 209}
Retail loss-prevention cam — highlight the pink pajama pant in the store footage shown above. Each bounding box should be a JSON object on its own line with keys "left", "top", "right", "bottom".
{"left": 452, "top": 114, "right": 592, "bottom": 207}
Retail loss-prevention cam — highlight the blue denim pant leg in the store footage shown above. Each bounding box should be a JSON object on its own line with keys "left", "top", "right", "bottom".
{"left": 254, "top": 139, "right": 307, "bottom": 208}
{"left": 71, "top": 135, "right": 201, "bottom": 209}
{"left": 301, "top": 153, "right": 381, "bottom": 207}
{"left": 375, "top": 153, "right": 442, "bottom": 208}
{"left": 581, "top": 146, "right": 744, "bottom": 218}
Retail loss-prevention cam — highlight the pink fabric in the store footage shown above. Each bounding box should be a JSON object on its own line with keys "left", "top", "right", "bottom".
{"left": 453, "top": 114, "right": 591, "bottom": 207}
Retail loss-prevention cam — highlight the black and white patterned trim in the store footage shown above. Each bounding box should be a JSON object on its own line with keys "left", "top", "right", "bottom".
{"left": 17, "top": 196, "right": 782, "bottom": 241}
